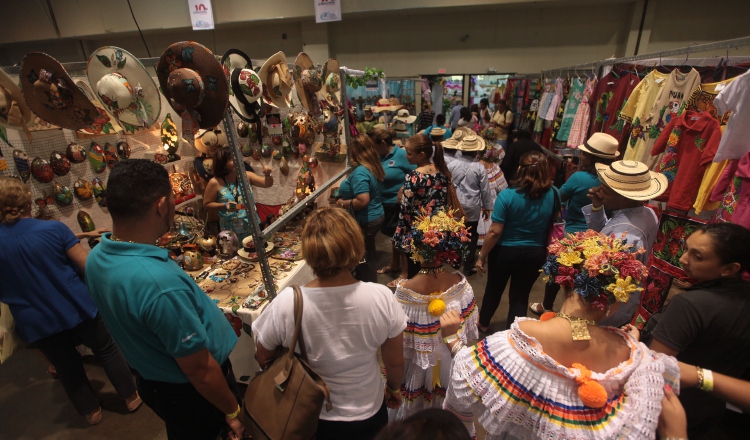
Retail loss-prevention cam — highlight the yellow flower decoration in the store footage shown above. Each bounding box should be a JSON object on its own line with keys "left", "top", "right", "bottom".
{"left": 428, "top": 299, "right": 446, "bottom": 317}
{"left": 558, "top": 251, "right": 584, "bottom": 267}
{"left": 605, "top": 276, "right": 642, "bottom": 303}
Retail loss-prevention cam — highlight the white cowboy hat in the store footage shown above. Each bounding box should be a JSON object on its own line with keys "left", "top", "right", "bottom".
{"left": 595, "top": 160, "right": 668, "bottom": 201}
{"left": 87, "top": 46, "right": 161, "bottom": 128}
{"left": 258, "top": 52, "right": 293, "bottom": 109}
{"left": 393, "top": 109, "right": 417, "bottom": 124}
{"left": 457, "top": 134, "right": 486, "bottom": 152}
{"left": 371, "top": 98, "right": 403, "bottom": 113}
{"left": 579, "top": 132, "right": 620, "bottom": 159}
{"left": 221, "top": 49, "right": 264, "bottom": 122}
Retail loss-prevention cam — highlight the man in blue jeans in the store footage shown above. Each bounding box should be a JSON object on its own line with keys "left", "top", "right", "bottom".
{"left": 86, "top": 160, "right": 244, "bottom": 440}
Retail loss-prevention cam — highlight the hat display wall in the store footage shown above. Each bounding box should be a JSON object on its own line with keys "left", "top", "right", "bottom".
{"left": 578, "top": 132, "right": 621, "bottom": 159}
{"left": 595, "top": 161, "right": 668, "bottom": 201}
{"left": 75, "top": 80, "right": 122, "bottom": 135}
{"left": 293, "top": 53, "right": 323, "bottom": 114}
{"left": 86, "top": 47, "right": 160, "bottom": 129}
{"left": 221, "top": 49, "right": 265, "bottom": 122}
{"left": 20, "top": 52, "right": 98, "bottom": 130}
{"left": 258, "top": 52, "right": 293, "bottom": 109}
{"left": 393, "top": 109, "right": 417, "bottom": 124}
{"left": 456, "top": 134, "right": 486, "bottom": 152}
{"left": 320, "top": 58, "right": 340, "bottom": 108}
{"left": 0, "top": 68, "right": 34, "bottom": 141}
{"left": 371, "top": 98, "right": 403, "bottom": 113}
{"left": 194, "top": 127, "right": 227, "bottom": 155}
{"left": 157, "top": 41, "right": 229, "bottom": 130}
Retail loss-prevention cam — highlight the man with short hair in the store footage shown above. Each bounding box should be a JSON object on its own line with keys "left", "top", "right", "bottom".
{"left": 583, "top": 160, "right": 668, "bottom": 327}
{"left": 449, "top": 98, "right": 464, "bottom": 131}
{"left": 86, "top": 159, "right": 244, "bottom": 440}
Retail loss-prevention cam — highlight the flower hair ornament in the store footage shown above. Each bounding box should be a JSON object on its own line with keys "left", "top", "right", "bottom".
{"left": 405, "top": 207, "right": 471, "bottom": 267}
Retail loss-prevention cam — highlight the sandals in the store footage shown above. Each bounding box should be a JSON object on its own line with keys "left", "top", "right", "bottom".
{"left": 529, "top": 302, "right": 551, "bottom": 316}
{"left": 477, "top": 323, "right": 490, "bottom": 333}
{"left": 386, "top": 276, "right": 405, "bottom": 288}
{"left": 377, "top": 265, "right": 401, "bottom": 274}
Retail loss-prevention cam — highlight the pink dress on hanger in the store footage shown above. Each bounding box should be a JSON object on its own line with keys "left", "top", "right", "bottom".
{"left": 567, "top": 76, "right": 598, "bottom": 148}
{"left": 544, "top": 78, "right": 565, "bottom": 121}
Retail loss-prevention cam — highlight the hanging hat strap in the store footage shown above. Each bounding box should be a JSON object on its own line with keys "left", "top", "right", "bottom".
{"left": 1, "top": 86, "right": 33, "bottom": 143}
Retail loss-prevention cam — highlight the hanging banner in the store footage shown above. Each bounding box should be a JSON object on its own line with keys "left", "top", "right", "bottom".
{"left": 365, "top": 81, "right": 378, "bottom": 92}
{"left": 314, "top": 0, "right": 342, "bottom": 23}
{"left": 188, "top": 0, "right": 215, "bottom": 30}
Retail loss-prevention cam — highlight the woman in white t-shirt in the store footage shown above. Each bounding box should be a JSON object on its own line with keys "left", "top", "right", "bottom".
{"left": 252, "top": 207, "right": 407, "bottom": 440}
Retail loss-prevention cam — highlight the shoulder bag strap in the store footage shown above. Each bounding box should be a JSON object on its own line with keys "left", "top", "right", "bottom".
{"left": 292, "top": 285, "right": 310, "bottom": 363}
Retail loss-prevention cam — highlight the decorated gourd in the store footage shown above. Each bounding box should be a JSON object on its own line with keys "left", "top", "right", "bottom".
{"left": 66, "top": 143, "right": 88, "bottom": 163}
{"left": 31, "top": 157, "right": 54, "bottom": 183}
{"left": 52, "top": 182, "right": 74, "bottom": 206}
{"left": 49, "top": 151, "right": 71, "bottom": 176}
{"left": 13, "top": 150, "right": 30, "bottom": 182}
{"left": 116, "top": 140, "right": 131, "bottom": 159}
{"left": 73, "top": 178, "right": 93, "bottom": 200}
{"left": 217, "top": 230, "right": 239, "bottom": 258}
{"left": 183, "top": 250, "right": 204, "bottom": 270}
{"left": 237, "top": 121, "right": 249, "bottom": 138}
{"left": 103, "top": 142, "right": 119, "bottom": 169}
{"left": 88, "top": 142, "right": 106, "bottom": 173}
{"left": 77, "top": 210, "right": 96, "bottom": 232}
{"left": 92, "top": 177, "right": 107, "bottom": 207}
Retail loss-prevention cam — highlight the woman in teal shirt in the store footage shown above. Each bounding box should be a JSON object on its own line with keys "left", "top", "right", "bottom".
{"left": 368, "top": 127, "right": 416, "bottom": 278}
{"left": 336, "top": 133, "right": 385, "bottom": 283}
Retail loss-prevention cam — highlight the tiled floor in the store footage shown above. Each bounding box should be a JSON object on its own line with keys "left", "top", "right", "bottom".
{"left": 0, "top": 233, "right": 559, "bottom": 439}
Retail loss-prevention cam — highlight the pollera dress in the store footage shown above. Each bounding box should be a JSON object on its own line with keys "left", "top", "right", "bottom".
{"left": 478, "top": 162, "right": 507, "bottom": 246}
{"left": 389, "top": 275, "right": 478, "bottom": 421}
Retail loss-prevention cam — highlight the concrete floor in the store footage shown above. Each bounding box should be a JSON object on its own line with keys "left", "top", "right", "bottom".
{"left": 0, "top": 233, "right": 560, "bottom": 439}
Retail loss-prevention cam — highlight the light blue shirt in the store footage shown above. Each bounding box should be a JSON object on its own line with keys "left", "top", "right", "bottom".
{"left": 449, "top": 105, "right": 463, "bottom": 130}
{"left": 448, "top": 155, "right": 495, "bottom": 222}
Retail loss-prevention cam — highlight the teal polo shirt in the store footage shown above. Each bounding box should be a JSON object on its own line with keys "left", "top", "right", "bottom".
{"left": 491, "top": 187, "right": 557, "bottom": 247}
{"left": 339, "top": 164, "right": 385, "bottom": 224}
{"left": 560, "top": 171, "right": 600, "bottom": 233}
{"left": 380, "top": 147, "right": 416, "bottom": 204}
{"left": 86, "top": 234, "right": 237, "bottom": 383}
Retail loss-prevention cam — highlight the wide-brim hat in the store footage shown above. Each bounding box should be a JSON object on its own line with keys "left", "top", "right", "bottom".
{"left": 595, "top": 161, "right": 668, "bottom": 201}
{"left": 237, "top": 236, "right": 274, "bottom": 260}
{"left": 194, "top": 127, "right": 227, "bottom": 155}
{"left": 394, "top": 121, "right": 408, "bottom": 132}
{"left": 371, "top": 98, "right": 403, "bottom": 113}
{"left": 293, "top": 52, "right": 323, "bottom": 113}
{"left": 75, "top": 80, "right": 123, "bottom": 135}
{"left": 442, "top": 127, "right": 468, "bottom": 148}
{"left": 320, "top": 58, "right": 340, "bottom": 107}
{"left": 0, "top": 68, "right": 34, "bottom": 139}
{"left": 429, "top": 127, "right": 446, "bottom": 140}
{"left": 258, "top": 52, "right": 293, "bottom": 109}
{"left": 457, "top": 134, "right": 486, "bottom": 152}
{"left": 87, "top": 46, "right": 161, "bottom": 128}
{"left": 393, "top": 109, "right": 417, "bottom": 124}
{"left": 157, "top": 41, "right": 229, "bottom": 129}
{"left": 20, "top": 52, "right": 99, "bottom": 131}
{"left": 579, "top": 132, "right": 620, "bottom": 159}
{"left": 221, "top": 49, "right": 265, "bottom": 123}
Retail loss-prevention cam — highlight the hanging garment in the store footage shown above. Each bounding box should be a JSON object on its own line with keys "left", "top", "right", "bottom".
{"left": 602, "top": 72, "right": 641, "bottom": 142}
{"left": 711, "top": 158, "right": 742, "bottom": 224}
{"left": 713, "top": 71, "right": 750, "bottom": 162}
{"left": 567, "top": 75, "right": 598, "bottom": 148}
{"left": 651, "top": 110, "right": 722, "bottom": 211}
{"left": 556, "top": 77, "right": 585, "bottom": 142}
{"left": 543, "top": 78, "right": 565, "bottom": 121}
{"left": 590, "top": 72, "right": 621, "bottom": 134}
{"left": 550, "top": 81, "right": 569, "bottom": 142}
{"left": 685, "top": 77, "right": 737, "bottom": 130}
{"left": 536, "top": 79, "right": 554, "bottom": 128}
{"left": 620, "top": 70, "right": 671, "bottom": 161}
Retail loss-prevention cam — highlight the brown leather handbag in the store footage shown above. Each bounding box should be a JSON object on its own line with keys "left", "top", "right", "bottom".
{"left": 241, "top": 285, "right": 332, "bottom": 440}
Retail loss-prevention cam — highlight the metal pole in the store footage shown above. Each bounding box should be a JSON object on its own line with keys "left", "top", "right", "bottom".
{"left": 339, "top": 66, "right": 354, "bottom": 165}
{"left": 222, "top": 106, "right": 277, "bottom": 299}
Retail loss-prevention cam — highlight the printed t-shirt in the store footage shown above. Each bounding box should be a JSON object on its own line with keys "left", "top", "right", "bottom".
{"left": 560, "top": 171, "right": 600, "bottom": 233}
{"left": 602, "top": 72, "right": 641, "bottom": 148}
{"left": 491, "top": 187, "right": 555, "bottom": 247}
{"left": 621, "top": 70, "right": 670, "bottom": 161}
{"left": 380, "top": 146, "right": 416, "bottom": 204}
{"left": 714, "top": 70, "right": 750, "bottom": 162}
{"left": 338, "top": 164, "right": 385, "bottom": 224}
{"left": 589, "top": 71, "right": 620, "bottom": 133}
{"left": 491, "top": 110, "right": 514, "bottom": 140}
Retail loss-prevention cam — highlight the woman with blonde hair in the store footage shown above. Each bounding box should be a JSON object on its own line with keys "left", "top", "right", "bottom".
{"left": 0, "top": 177, "right": 140, "bottom": 425}
{"left": 475, "top": 151, "right": 558, "bottom": 332}
{"left": 253, "top": 208, "right": 407, "bottom": 440}
{"left": 335, "top": 133, "right": 385, "bottom": 282}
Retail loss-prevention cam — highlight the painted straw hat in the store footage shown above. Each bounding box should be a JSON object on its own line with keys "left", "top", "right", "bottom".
{"left": 237, "top": 236, "right": 274, "bottom": 260}
{"left": 595, "top": 160, "right": 668, "bottom": 201}
{"left": 20, "top": 52, "right": 99, "bottom": 131}
{"left": 86, "top": 46, "right": 161, "bottom": 128}
{"left": 393, "top": 108, "right": 417, "bottom": 124}
{"left": 75, "top": 80, "right": 123, "bottom": 135}
{"left": 320, "top": 58, "right": 340, "bottom": 107}
{"left": 579, "top": 132, "right": 620, "bottom": 159}
{"left": 221, "top": 49, "right": 265, "bottom": 122}
{"left": 371, "top": 98, "right": 403, "bottom": 113}
{"left": 258, "top": 52, "right": 293, "bottom": 109}
{"left": 157, "top": 41, "right": 229, "bottom": 129}
{"left": 293, "top": 52, "right": 323, "bottom": 113}
{"left": 0, "top": 68, "right": 34, "bottom": 141}
{"left": 457, "top": 134, "right": 486, "bottom": 152}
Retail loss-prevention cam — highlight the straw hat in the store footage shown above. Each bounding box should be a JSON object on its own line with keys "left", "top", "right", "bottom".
{"left": 371, "top": 98, "right": 403, "bottom": 113}
{"left": 157, "top": 42, "right": 229, "bottom": 129}
{"left": 258, "top": 52, "right": 293, "bottom": 109}
{"left": 393, "top": 109, "right": 417, "bottom": 124}
{"left": 87, "top": 46, "right": 161, "bottom": 128}
{"left": 237, "top": 236, "right": 273, "bottom": 260}
{"left": 457, "top": 134, "right": 486, "bottom": 152}
{"left": 595, "top": 160, "right": 668, "bottom": 201}
{"left": 0, "top": 68, "right": 34, "bottom": 141}
{"left": 75, "top": 80, "right": 123, "bottom": 135}
{"left": 20, "top": 52, "right": 99, "bottom": 131}
{"left": 441, "top": 127, "right": 469, "bottom": 149}
{"left": 194, "top": 127, "right": 226, "bottom": 155}
{"left": 320, "top": 58, "right": 340, "bottom": 107}
{"left": 394, "top": 121, "right": 408, "bottom": 132}
{"left": 293, "top": 53, "right": 323, "bottom": 113}
{"left": 430, "top": 127, "right": 446, "bottom": 140}
{"left": 221, "top": 49, "right": 264, "bottom": 122}
{"left": 579, "top": 132, "right": 620, "bottom": 159}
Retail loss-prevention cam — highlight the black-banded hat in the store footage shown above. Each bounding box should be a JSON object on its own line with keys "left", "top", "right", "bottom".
{"left": 595, "top": 160, "right": 668, "bottom": 201}
{"left": 579, "top": 132, "right": 620, "bottom": 159}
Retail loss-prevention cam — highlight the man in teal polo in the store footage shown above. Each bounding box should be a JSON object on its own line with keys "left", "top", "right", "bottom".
{"left": 86, "top": 160, "right": 244, "bottom": 440}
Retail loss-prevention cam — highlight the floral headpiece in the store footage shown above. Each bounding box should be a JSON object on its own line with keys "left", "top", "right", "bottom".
{"left": 541, "top": 230, "right": 647, "bottom": 310}
{"left": 405, "top": 208, "right": 470, "bottom": 265}
{"left": 478, "top": 143, "right": 503, "bottom": 163}
{"left": 478, "top": 126, "right": 500, "bottom": 142}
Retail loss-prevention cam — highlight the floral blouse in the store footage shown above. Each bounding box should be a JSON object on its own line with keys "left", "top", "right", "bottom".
{"left": 392, "top": 171, "right": 449, "bottom": 253}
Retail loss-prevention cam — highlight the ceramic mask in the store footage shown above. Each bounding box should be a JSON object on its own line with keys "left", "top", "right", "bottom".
{"left": 66, "top": 143, "right": 88, "bottom": 163}
{"left": 49, "top": 151, "right": 71, "bottom": 176}
{"left": 53, "top": 182, "right": 74, "bottom": 205}
{"left": 116, "top": 140, "right": 131, "bottom": 159}
{"left": 103, "top": 143, "right": 119, "bottom": 169}
{"left": 31, "top": 157, "right": 54, "bottom": 183}
{"left": 73, "top": 178, "right": 93, "bottom": 200}
{"left": 92, "top": 177, "right": 107, "bottom": 207}
{"left": 77, "top": 210, "right": 96, "bottom": 232}
{"left": 88, "top": 142, "right": 106, "bottom": 173}
{"left": 13, "top": 150, "right": 30, "bottom": 182}
{"left": 183, "top": 250, "right": 204, "bottom": 270}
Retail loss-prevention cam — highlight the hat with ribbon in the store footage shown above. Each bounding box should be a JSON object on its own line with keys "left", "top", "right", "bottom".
{"left": 456, "top": 134, "right": 486, "bottom": 152}
{"left": 157, "top": 41, "right": 229, "bottom": 130}
{"left": 441, "top": 127, "right": 471, "bottom": 149}
{"left": 319, "top": 58, "right": 340, "bottom": 108}
{"left": 371, "top": 98, "right": 403, "bottom": 113}
{"left": 20, "top": 52, "right": 99, "bottom": 131}
{"left": 595, "top": 160, "right": 668, "bottom": 201}
{"left": 293, "top": 52, "right": 323, "bottom": 114}
{"left": 221, "top": 49, "right": 265, "bottom": 123}
{"left": 393, "top": 108, "right": 417, "bottom": 124}
{"left": 0, "top": 68, "right": 34, "bottom": 141}
{"left": 429, "top": 127, "right": 446, "bottom": 141}
{"left": 258, "top": 52, "right": 293, "bottom": 109}
{"left": 75, "top": 80, "right": 123, "bottom": 135}
{"left": 86, "top": 46, "right": 161, "bottom": 129}
{"left": 237, "top": 235, "right": 273, "bottom": 260}
{"left": 578, "top": 132, "right": 620, "bottom": 159}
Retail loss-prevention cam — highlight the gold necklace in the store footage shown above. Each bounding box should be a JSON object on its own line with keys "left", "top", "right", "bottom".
{"left": 556, "top": 312, "right": 597, "bottom": 341}
{"left": 418, "top": 266, "right": 446, "bottom": 276}
{"left": 110, "top": 234, "right": 137, "bottom": 244}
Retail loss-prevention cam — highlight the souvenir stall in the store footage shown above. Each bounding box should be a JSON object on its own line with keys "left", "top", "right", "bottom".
{"left": 0, "top": 45, "right": 361, "bottom": 383}
{"left": 469, "top": 74, "right": 510, "bottom": 107}
{"left": 536, "top": 36, "right": 750, "bottom": 331}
